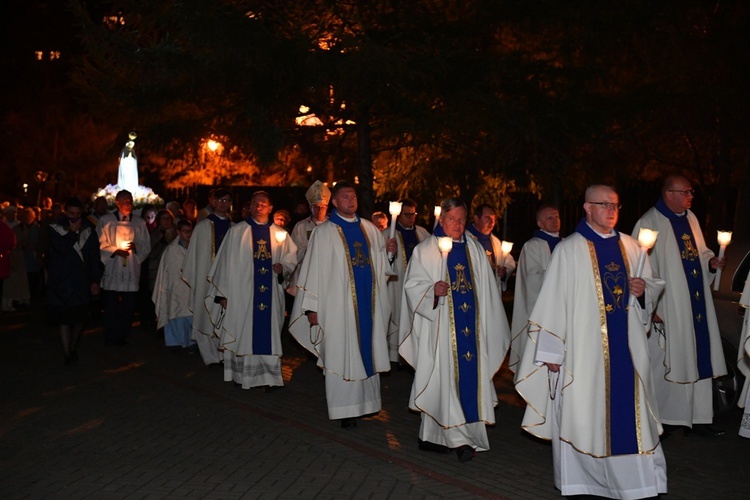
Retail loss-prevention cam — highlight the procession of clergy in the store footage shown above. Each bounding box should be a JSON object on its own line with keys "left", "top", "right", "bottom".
{"left": 145, "top": 174, "right": 750, "bottom": 500}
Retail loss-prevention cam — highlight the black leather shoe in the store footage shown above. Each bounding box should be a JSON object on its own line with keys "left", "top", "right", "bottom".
{"left": 340, "top": 417, "right": 357, "bottom": 428}
{"left": 454, "top": 445, "right": 475, "bottom": 463}
{"left": 684, "top": 424, "right": 725, "bottom": 437}
{"left": 418, "top": 439, "right": 449, "bottom": 454}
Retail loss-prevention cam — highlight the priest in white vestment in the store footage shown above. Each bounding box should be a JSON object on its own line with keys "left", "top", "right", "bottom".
{"left": 399, "top": 198, "right": 510, "bottom": 462}
{"left": 289, "top": 182, "right": 396, "bottom": 428}
{"left": 153, "top": 220, "right": 194, "bottom": 348}
{"left": 515, "top": 185, "right": 667, "bottom": 499}
{"left": 509, "top": 205, "right": 562, "bottom": 375}
{"left": 182, "top": 188, "right": 234, "bottom": 366}
{"left": 207, "top": 191, "right": 297, "bottom": 390}
{"left": 633, "top": 175, "right": 727, "bottom": 434}
{"left": 383, "top": 198, "right": 430, "bottom": 363}
{"left": 737, "top": 273, "right": 750, "bottom": 438}
{"left": 465, "top": 203, "right": 516, "bottom": 294}
{"left": 287, "top": 180, "right": 330, "bottom": 296}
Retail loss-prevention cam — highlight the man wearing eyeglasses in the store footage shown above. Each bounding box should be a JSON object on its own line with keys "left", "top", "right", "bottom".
{"left": 466, "top": 204, "right": 516, "bottom": 295}
{"left": 633, "top": 175, "right": 728, "bottom": 437}
{"left": 515, "top": 184, "right": 667, "bottom": 498}
{"left": 382, "top": 198, "right": 430, "bottom": 364}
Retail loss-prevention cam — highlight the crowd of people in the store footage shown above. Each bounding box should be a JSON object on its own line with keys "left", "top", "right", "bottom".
{"left": 1, "top": 173, "right": 749, "bottom": 499}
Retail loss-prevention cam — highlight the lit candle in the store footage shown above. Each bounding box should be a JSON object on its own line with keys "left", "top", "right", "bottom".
{"left": 714, "top": 230, "right": 732, "bottom": 291}
{"left": 629, "top": 228, "right": 658, "bottom": 307}
{"left": 387, "top": 201, "right": 402, "bottom": 260}
{"left": 437, "top": 236, "right": 453, "bottom": 305}
{"left": 274, "top": 230, "right": 288, "bottom": 285}
{"left": 499, "top": 241, "right": 514, "bottom": 269}
{"left": 434, "top": 206, "right": 441, "bottom": 229}
{"left": 120, "top": 241, "right": 131, "bottom": 267}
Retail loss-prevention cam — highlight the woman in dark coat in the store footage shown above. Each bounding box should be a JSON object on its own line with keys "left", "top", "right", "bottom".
{"left": 46, "top": 198, "right": 102, "bottom": 364}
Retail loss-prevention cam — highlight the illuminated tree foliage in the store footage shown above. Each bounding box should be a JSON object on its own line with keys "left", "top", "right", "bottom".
{"left": 65, "top": 0, "right": 750, "bottom": 227}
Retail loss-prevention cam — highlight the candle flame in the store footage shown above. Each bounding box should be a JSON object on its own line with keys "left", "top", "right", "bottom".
{"left": 637, "top": 228, "right": 658, "bottom": 249}
{"left": 389, "top": 201, "right": 402, "bottom": 216}
{"left": 501, "top": 241, "right": 514, "bottom": 254}
{"left": 434, "top": 206, "right": 441, "bottom": 217}
{"left": 438, "top": 236, "right": 453, "bottom": 254}
{"left": 274, "top": 231, "right": 287, "bottom": 243}
{"left": 717, "top": 231, "right": 732, "bottom": 247}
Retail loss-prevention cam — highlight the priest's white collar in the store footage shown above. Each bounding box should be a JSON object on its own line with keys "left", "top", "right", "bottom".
{"left": 214, "top": 213, "right": 229, "bottom": 220}
{"left": 397, "top": 221, "right": 414, "bottom": 230}
{"left": 585, "top": 221, "right": 616, "bottom": 239}
{"left": 541, "top": 230, "right": 560, "bottom": 237}
{"left": 338, "top": 213, "right": 358, "bottom": 223}
{"left": 251, "top": 217, "right": 269, "bottom": 225}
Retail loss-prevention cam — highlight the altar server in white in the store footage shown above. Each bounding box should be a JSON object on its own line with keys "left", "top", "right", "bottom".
{"left": 633, "top": 175, "right": 727, "bottom": 436}
{"left": 207, "top": 191, "right": 297, "bottom": 390}
{"left": 399, "top": 198, "right": 510, "bottom": 462}
{"left": 515, "top": 185, "right": 667, "bottom": 499}
{"left": 509, "top": 205, "right": 562, "bottom": 375}
{"left": 290, "top": 181, "right": 396, "bottom": 428}
{"left": 153, "top": 220, "right": 194, "bottom": 349}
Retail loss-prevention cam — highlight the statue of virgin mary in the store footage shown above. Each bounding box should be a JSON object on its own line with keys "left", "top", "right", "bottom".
{"left": 117, "top": 132, "right": 139, "bottom": 192}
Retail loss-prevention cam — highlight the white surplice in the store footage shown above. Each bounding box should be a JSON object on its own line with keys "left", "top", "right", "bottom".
{"left": 287, "top": 216, "right": 326, "bottom": 295}
{"left": 514, "top": 230, "right": 666, "bottom": 499}
{"left": 97, "top": 213, "right": 150, "bottom": 292}
{"left": 633, "top": 207, "right": 727, "bottom": 426}
{"left": 206, "top": 221, "right": 297, "bottom": 389}
{"left": 399, "top": 234, "right": 510, "bottom": 451}
{"left": 510, "top": 235, "right": 554, "bottom": 375}
{"left": 383, "top": 223, "right": 430, "bottom": 362}
{"left": 182, "top": 217, "right": 231, "bottom": 365}
{"left": 152, "top": 238, "right": 191, "bottom": 328}
{"left": 289, "top": 216, "right": 392, "bottom": 420}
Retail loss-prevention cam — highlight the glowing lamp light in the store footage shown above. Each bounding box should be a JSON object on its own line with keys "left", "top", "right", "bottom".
{"left": 274, "top": 231, "right": 287, "bottom": 244}
{"left": 206, "top": 139, "right": 220, "bottom": 152}
{"left": 714, "top": 231, "right": 733, "bottom": 291}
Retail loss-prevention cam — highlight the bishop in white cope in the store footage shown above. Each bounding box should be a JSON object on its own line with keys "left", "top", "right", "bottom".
{"left": 400, "top": 199, "right": 510, "bottom": 462}
{"left": 515, "top": 185, "right": 667, "bottom": 499}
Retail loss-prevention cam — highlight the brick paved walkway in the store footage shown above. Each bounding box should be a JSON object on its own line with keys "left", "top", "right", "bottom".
{"left": 1, "top": 304, "right": 747, "bottom": 499}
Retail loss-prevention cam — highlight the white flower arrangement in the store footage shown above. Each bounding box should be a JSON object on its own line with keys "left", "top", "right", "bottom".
{"left": 92, "top": 184, "right": 164, "bottom": 209}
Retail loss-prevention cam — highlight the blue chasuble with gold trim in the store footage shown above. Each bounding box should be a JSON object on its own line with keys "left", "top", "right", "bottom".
{"left": 330, "top": 211, "right": 375, "bottom": 376}
{"left": 435, "top": 224, "right": 480, "bottom": 423}
{"left": 396, "top": 223, "right": 420, "bottom": 262}
{"left": 208, "top": 213, "right": 231, "bottom": 252}
{"left": 577, "top": 219, "right": 637, "bottom": 455}
{"left": 655, "top": 200, "right": 713, "bottom": 379}
{"left": 246, "top": 218, "right": 273, "bottom": 354}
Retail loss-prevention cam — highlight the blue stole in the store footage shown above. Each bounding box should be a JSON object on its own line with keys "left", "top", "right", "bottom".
{"left": 655, "top": 199, "right": 713, "bottom": 378}
{"left": 533, "top": 229, "right": 561, "bottom": 252}
{"left": 329, "top": 211, "right": 375, "bottom": 377}
{"left": 466, "top": 224, "right": 495, "bottom": 270}
{"left": 435, "top": 224, "right": 480, "bottom": 423}
{"left": 208, "top": 213, "right": 231, "bottom": 253}
{"left": 576, "top": 219, "right": 637, "bottom": 455}
{"left": 396, "top": 223, "right": 420, "bottom": 261}
{"left": 245, "top": 218, "right": 273, "bottom": 354}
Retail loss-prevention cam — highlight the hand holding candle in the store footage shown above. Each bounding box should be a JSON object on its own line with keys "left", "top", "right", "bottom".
{"left": 714, "top": 230, "right": 732, "bottom": 291}
{"left": 274, "top": 231, "right": 287, "bottom": 282}
{"left": 387, "top": 201, "right": 402, "bottom": 260}
{"left": 120, "top": 241, "right": 131, "bottom": 267}
{"left": 499, "top": 241, "right": 514, "bottom": 269}
{"left": 437, "top": 236, "right": 453, "bottom": 305}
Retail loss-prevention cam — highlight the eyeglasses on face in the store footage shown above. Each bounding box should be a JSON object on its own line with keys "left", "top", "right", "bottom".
{"left": 667, "top": 189, "right": 694, "bottom": 196}
{"left": 401, "top": 212, "right": 417, "bottom": 217}
{"left": 588, "top": 202, "right": 621, "bottom": 211}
